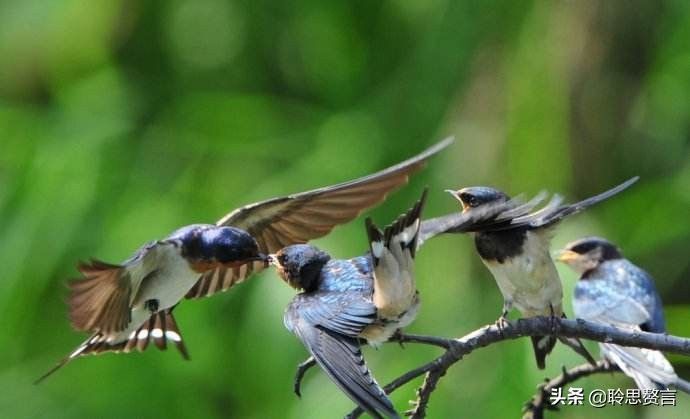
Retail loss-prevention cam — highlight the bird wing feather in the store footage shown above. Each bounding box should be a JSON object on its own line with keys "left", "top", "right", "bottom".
{"left": 285, "top": 293, "right": 398, "bottom": 418}
{"left": 186, "top": 138, "right": 452, "bottom": 299}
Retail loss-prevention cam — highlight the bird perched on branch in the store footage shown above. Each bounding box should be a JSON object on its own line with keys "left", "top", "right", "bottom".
{"left": 36, "top": 138, "right": 453, "bottom": 383}
{"left": 558, "top": 236, "right": 690, "bottom": 393}
{"left": 275, "top": 190, "right": 428, "bottom": 419}
{"left": 289, "top": 188, "right": 548, "bottom": 402}
{"left": 443, "top": 177, "right": 638, "bottom": 369}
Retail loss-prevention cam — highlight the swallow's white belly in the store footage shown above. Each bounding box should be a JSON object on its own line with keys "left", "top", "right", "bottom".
{"left": 483, "top": 231, "right": 563, "bottom": 317}
{"left": 102, "top": 244, "right": 199, "bottom": 344}
{"left": 131, "top": 244, "right": 200, "bottom": 310}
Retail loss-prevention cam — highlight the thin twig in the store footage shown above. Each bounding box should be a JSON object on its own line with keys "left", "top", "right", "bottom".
{"left": 407, "top": 368, "right": 445, "bottom": 418}
{"left": 522, "top": 360, "right": 619, "bottom": 419}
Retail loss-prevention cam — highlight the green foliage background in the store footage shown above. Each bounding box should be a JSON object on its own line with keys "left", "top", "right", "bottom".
{"left": 1, "top": 1, "right": 689, "bottom": 418}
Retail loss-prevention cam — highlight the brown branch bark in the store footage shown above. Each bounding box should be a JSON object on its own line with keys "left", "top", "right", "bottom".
{"left": 342, "top": 317, "right": 690, "bottom": 419}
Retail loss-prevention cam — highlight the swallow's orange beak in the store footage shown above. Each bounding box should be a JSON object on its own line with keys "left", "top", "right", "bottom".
{"left": 445, "top": 189, "right": 469, "bottom": 211}
{"left": 555, "top": 249, "right": 580, "bottom": 264}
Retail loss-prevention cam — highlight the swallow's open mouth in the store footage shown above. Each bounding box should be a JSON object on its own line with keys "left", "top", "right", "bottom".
{"left": 445, "top": 189, "right": 469, "bottom": 212}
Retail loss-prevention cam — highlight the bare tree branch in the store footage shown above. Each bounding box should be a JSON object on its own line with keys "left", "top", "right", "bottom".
{"left": 522, "top": 360, "right": 619, "bottom": 419}
{"left": 341, "top": 316, "right": 690, "bottom": 419}
{"left": 407, "top": 368, "right": 445, "bottom": 419}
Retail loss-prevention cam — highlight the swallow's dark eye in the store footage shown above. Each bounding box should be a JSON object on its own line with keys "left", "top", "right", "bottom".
{"left": 461, "top": 193, "right": 479, "bottom": 207}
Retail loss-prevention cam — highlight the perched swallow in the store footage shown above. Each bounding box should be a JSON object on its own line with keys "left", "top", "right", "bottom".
{"left": 558, "top": 237, "right": 690, "bottom": 393}
{"left": 290, "top": 191, "right": 546, "bottom": 398}
{"left": 276, "top": 190, "right": 427, "bottom": 418}
{"left": 444, "top": 177, "right": 638, "bottom": 369}
{"left": 36, "top": 138, "right": 453, "bottom": 383}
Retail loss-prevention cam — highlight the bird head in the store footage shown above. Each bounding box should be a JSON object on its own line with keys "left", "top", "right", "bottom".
{"left": 268, "top": 244, "right": 331, "bottom": 291}
{"left": 174, "top": 225, "right": 266, "bottom": 267}
{"left": 445, "top": 186, "right": 510, "bottom": 212}
{"left": 556, "top": 236, "right": 622, "bottom": 275}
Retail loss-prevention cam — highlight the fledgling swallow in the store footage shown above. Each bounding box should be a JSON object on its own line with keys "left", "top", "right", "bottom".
{"left": 290, "top": 191, "right": 547, "bottom": 399}
{"left": 36, "top": 138, "right": 453, "bottom": 383}
{"left": 444, "top": 177, "right": 639, "bottom": 369}
{"left": 275, "top": 190, "right": 428, "bottom": 418}
{"left": 558, "top": 237, "right": 690, "bottom": 393}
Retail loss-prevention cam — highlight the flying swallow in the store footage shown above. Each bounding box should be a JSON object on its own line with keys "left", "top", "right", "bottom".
{"left": 36, "top": 138, "right": 453, "bottom": 383}
{"left": 275, "top": 190, "right": 428, "bottom": 418}
{"left": 558, "top": 237, "right": 690, "bottom": 393}
{"left": 443, "top": 177, "right": 638, "bottom": 369}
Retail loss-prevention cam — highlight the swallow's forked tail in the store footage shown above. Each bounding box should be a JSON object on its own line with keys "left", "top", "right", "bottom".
{"left": 600, "top": 342, "right": 684, "bottom": 392}
{"left": 558, "top": 336, "right": 597, "bottom": 366}
{"left": 531, "top": 317, "right": 595, "bottom": 370}
{"left": 530, "top": 335, "right": 558, "bottom": 370}
{"left": 674, "top": 377, "right": 690, "bottom": 394}
{"left": 35, "top": 309, "right": 189, "bottom": 384}
{"left": 555, "top": 313, "right": 596, "bottom": 367}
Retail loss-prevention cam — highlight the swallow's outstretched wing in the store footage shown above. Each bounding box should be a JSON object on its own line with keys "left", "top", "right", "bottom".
{"left": 285, "top": 293, "right": 399, "bottom": 419}
{"left": 36, "top": 309, "right": 188, "bottom": 384}
{"left": 417, "top": 192, "right": 545, "bottom": 246}
{"left": 505, "top": 177, "right": 639, "bottom": 230}
{"left": 435, "top": 177, "right": 638, "bottom": 237}
{"left": 68, "top": 260, "right": 132, "bottom": 334}
{"left": 186, "top": 138, "right": 453, "bottom": 299}
{"left": 69, "top": 241, "right": 164, "bottom": 334}
{"left": 366, "top": 189, "right": 426, "bottom": 317}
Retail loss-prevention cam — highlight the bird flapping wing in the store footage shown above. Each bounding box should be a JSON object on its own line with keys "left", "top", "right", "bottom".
{"left": 186, "top": 137, "right": 453, "bottom": 299}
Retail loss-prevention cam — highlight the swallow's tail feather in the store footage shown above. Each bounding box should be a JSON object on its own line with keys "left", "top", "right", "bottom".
{"left": 77, "top": 309, "right": 190, "bottom": 359}
{"left": 674, "top": 378, "right": 690, "bottom": 394}
{"left": 600, "top": 343, "right": 678, "bottom": 390}
{"left": 558, "top": 336, "right": 597, "bottom": 366}
{"left": 556, "top": 313, "right": 596, "bottom": 366}
{"left": 530, "top": 335, "right": 557, "bottom": 370}
{"left": 35, "top": 310, "right": 189, "bottom": 384}
{"left": 69, "top": 260, "right": 132, "bottom": 334}
{"left": 309, "top": 327, "right": 399, "bottom": 419}
{"left": 123, "top": 309, "right": 190, "bottom": 359}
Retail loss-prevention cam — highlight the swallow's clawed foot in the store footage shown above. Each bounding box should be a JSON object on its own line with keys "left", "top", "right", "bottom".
{"left": 495, "top": 315, "right": 512, "bottom": 333}
{"left": 391, "top": 329, "right": 407, "bottom": 348}
{"left": 293, "top": 356, "right": 317, "bottom": 398}
{"left": 144, "top": 299, "right": 159, "bottom": 314}
{"left": 495, "top": 304, "right": 513, "bottom": 332}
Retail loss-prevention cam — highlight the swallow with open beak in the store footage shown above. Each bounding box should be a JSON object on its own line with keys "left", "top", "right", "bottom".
{"left": 36, "top": 138, "right": 453, "bottom": 383}
{"left": 290, "top": 189, "right": 550, "bottom": 399}
{"left": 558, "top": 237, "right": 690, "bottom": 393}
{"left": 443, "top": 177, "right": 638, "bottom": 369}
{"left": 274, "top": 190, "right": 428, "bottom": 418}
